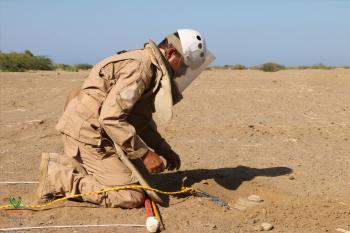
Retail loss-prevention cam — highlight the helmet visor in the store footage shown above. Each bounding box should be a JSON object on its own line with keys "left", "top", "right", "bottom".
{"left": 173, "top": 50, "right": 215, "bottom": 93}
{"left": 170, "top": 50, "right": 215, "bottom": 105}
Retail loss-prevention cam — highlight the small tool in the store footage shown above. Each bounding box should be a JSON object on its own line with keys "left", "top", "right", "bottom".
{"left": 192, "top": 189, "right": 230, "bottom": 209}
{"left": 151, "top": 200, "right": 165, "bottom": 231}
{"left": 144, "top": 199, "right": 160, "bottom": 233}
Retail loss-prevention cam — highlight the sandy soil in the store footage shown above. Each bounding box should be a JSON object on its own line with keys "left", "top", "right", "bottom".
{"left": 0, "top": 69, "right": 349, "bottom": 233}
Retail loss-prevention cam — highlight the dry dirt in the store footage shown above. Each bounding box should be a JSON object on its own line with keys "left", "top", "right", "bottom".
{"left": 0, "top": 69, "right": 349, "bottom": 233}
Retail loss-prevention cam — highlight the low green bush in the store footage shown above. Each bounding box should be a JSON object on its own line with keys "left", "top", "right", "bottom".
{"left": 310, "top": 63, "right": 334, "bottom": 70}
{"left": 52, "top": 64, "right": 69, "bottom": 70}
{"left": 259, "top": 62, "right": 286, "bottom": 72}
{"left": 223, "top": 64, "right": 247, "bottom": 70}
{"left": 231, "top": 64, "right": 247, "bottom": 70}
{"left": 207, "top": 65, "right": 224, "bottom": 70}
{"left": 0, "top": 50, "right": 93, "bottom": 72}
{"left": 63, "top": 66, "right": 79, "bottom": 72}
{"left": 0, "top": 50, "right": 54, "bottom": 71}
{"left": 53, "top": 63, "right": 91, "bottom": 72}
{"left": 75, "top": 63, "right": 93, "bottom": 70}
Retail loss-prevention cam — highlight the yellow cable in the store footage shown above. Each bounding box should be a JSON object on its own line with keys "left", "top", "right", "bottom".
{"left": 0, "top": 185, "right": 193, "bottom": 209}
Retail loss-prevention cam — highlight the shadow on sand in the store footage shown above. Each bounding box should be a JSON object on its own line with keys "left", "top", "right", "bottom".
{"left": 152, "top": 165, "right": 292, "bottom": 194}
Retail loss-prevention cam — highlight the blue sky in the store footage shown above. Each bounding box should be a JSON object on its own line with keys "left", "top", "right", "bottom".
{"left": 1, "top": 0, "right": 349, "bottom": 66}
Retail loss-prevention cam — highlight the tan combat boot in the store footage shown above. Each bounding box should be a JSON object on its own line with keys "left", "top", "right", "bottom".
{"left": 36, "top": 152, "right": 60, "bottom": 202}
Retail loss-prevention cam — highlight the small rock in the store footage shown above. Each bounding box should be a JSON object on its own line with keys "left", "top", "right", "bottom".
{"left": 289, "top": 175, "right": 295, "bottom": 180}
{"left": 249, "top": 218, "right": 258, "bottom": 224}
{"left": 248, "top": 195, "right": 263, "bottom": 203}
{"left": 205, "top": 224, "right": 217, "bottom": 230}
{"left": 261, "top": 222, "right": 273, "bottom": 231}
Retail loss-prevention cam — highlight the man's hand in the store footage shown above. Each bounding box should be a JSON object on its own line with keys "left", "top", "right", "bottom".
{"left": 160, "top": 149, "right": 181, "bottom": 171}
{"left": 141, "top": 150, "right": 165, "bottom": 174}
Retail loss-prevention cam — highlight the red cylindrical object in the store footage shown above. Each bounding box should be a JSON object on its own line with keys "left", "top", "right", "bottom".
{"left": 144, "top": 199, "right": 154, "bottom": 217}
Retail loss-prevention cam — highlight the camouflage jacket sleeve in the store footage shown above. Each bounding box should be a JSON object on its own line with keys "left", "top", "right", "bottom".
{"left": 99, "top": 60, "right": 152, "bottom": 159}
{"left": 139, "top": 120, "right": 172, "bottom": 155}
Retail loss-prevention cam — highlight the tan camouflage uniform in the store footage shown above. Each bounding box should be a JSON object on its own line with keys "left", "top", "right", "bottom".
{"left": 51, "top": 41, "right": 172, "bottom": 208}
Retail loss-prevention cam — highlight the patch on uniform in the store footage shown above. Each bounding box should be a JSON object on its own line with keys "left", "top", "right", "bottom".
{"left": 119, "top": 79, "right": 146, "bottom": 111}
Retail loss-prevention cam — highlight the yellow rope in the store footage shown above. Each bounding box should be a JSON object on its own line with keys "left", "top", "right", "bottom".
{"left": 0, "top": 185, "right": 193, "bottom": 209}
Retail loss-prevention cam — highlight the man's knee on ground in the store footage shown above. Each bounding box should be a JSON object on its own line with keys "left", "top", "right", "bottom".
{"left": 106, "top": 189, "right": 146, "bottom": 208}
{"left": 128, "top": 189, "right": 146, "bottom": 208}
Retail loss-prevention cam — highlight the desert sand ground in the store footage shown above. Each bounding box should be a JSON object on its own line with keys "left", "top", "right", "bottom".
{"left": 0, "top": 69, "right": 349, "bottom": 233}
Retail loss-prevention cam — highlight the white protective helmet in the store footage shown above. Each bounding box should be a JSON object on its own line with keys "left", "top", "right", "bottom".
{"left": 166, "top": 29, "right": 215, "bottom": 94}
{"left": 153, "top": 29, "right": 215, "bottom": 123}
{"left": 178, "top": 29, "right": 207, "bottom": 69}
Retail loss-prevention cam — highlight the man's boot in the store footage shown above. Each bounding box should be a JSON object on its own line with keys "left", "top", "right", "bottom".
{"left": 58, "top": 155, "right": 87, "bottom": 176}
{"left": 36, "top": 152, "right": 60, "bottom": 202}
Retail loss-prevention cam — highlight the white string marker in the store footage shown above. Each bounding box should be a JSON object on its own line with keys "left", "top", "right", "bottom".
{"left": 0, "top": 182, "right": 38, "bottom": 184}
{"left": 0, "top": 224, "right": 146, "bottom": 232}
